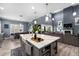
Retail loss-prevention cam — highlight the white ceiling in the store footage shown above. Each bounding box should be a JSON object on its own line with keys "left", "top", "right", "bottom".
{"left": 0, "top": 3, "right": 74, "bottom": 22}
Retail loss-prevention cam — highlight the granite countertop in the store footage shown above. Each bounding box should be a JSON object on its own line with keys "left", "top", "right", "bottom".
{"left": 20, "top": 34, "right": 60, "bottom": 49}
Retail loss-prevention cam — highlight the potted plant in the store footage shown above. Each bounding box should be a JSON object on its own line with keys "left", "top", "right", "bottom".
{"left": 32, "top": 24, "right": 41, "bottom": 39}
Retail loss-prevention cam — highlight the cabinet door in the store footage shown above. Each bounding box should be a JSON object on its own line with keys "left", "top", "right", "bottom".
{"left": 0, "top": 21, "right": 1, "bottom": 33}
{"left": 24, "top": 42, "right": 32, "bottom": 55}
{"left": 51, "top": 41, "right": 57, "bottom": 56}
{"left": 33, "top": 47, "right": 40, "bottom": 56}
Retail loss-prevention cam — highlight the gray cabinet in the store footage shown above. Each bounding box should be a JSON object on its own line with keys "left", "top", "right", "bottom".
{"left": 33, "top": 47, "right": 40, "bottom": 56}
{"left": 21, "top": 38, "right": 57, "bottom": 56}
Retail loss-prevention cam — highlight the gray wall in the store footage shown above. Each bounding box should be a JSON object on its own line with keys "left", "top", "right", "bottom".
{"left": 53, "top": 4, "right": 79, "bottom": 35}
{"left": 63, "top": 5, "right": 79, "bottom": 35}
{"left": 31, "top": 4, "right": 79, "bottom": 35}
{"left": 0, "top": 18, "right": 29, "bottom": 36}
{"left": 32, "top": 13, "right": 64, "bottom": 33}
{"left": 63, "top": 6, "right": 74, "bottom": 24}
{"left": 31, "top": 15, "right": 53, "bottom": 32}
{"left": 32, "top": 15, "right": 52, "bottom": 25}
{"left": 54, "top": 11, "right": 64, "bottom": 32}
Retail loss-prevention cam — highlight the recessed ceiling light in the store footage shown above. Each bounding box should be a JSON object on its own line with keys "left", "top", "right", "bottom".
{"left": 32, "top": 6, "right": 35, "bottom": 10}
{"left": 0, "top": 7, "right": 4, "bottom": 10}
{"left": 4, "top": 16, "right": 7, "bottom": 18}
{"left": 73, "top": 12, "right": 77, "bottom": 16}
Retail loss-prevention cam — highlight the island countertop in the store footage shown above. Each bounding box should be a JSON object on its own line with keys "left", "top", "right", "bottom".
{"left": 20, "top": 34, "right": 60, "bottom": 49}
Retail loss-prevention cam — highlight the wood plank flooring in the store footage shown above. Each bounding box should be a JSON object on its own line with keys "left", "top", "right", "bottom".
{"left": 57, "top": 42, "right": 79, "bottom": 56}
{"left": 0, "top": 37, "right": 79, "bottom": 56}
{"left": 0, "top": 38, "right": 21, "bottom": 56}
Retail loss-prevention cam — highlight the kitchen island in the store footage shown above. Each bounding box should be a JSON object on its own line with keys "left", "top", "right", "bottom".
{"left": 20, "top": 34, "right": 60, "bottom": 56}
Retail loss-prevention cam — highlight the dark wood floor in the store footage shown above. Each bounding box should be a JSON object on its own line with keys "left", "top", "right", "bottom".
{"left": 0, "top": 36, "right": 79, "bottom": 56}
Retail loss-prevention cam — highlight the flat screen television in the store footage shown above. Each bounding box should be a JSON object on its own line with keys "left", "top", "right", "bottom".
{"left": 4, "top": 24, "right": 9, "bottom": 28}
{"left": 64, "top": 23, "right": 72, "bottom": 28}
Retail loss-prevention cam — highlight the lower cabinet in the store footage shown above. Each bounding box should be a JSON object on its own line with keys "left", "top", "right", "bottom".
{"left": 51, "top": 41, "right": 57, "bottom": 56}
{"left": 33, "top": 41, "right": 57, "bottom": 56}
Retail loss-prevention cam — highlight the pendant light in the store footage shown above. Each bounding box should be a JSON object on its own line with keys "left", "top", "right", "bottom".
{"left": 33, "top": 11, "right": 37, "bottom": 24}
{"left": 45, "top": 16, "right": 49, "bottom": 22}
{"left": 52, "top": 18, "right": 54, "bottom": 21}
{"left": 73, "top": 6, "right": 77, "bottom": 16}
{"left": 34, "top": 20, "right": 37, "bottom": 24}
{"left": 45, "top": 3, "right": 49, "bottom": 22}
{"left": 73, "top": 12, "right": 76, "bottom": 16}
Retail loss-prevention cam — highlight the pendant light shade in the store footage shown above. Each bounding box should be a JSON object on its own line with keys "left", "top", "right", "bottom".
{"left": 73, "top": 6, "right": 76, "bottom": 16}
{"left": 52, "top": 18, "right": 54, "bottom": 21}
{"left": 45, "top": 3, "right": 49, "bottom": 22}
{"left": 45, "top": 16, "right": 49, "bottom": 22}
{"left": 73, "top": 11, "right": 77, "bottom": 16}
{"left": 34, "top": 20, "right": 37, "bottom": 24}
